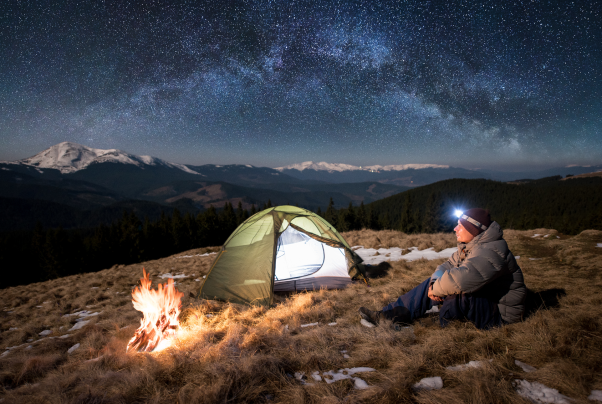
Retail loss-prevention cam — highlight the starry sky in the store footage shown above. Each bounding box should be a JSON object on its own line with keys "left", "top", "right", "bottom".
{"left": 1, "top": 0, "right": 601, "bottom": 169}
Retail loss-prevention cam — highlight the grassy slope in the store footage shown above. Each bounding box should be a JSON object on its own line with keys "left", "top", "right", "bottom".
{"left": 1, "top": 230, "right": 601, "bottom": 403}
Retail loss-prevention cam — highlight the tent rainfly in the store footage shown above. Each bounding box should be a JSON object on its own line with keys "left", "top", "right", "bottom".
{"left": 200, "top": 205, "right": 367, "bottom": 306}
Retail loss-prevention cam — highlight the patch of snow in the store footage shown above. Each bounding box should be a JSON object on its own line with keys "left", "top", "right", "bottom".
{"left": 205, "top": 314, "right": 213, "bottom": 318}
{"left": 589, "top": 390, "right": 602, "bottom": 401}
{"left": 529, "top": 258, "right": 542, "bottom": 261}
{"left": 275, "top": 161, "right": 448, "bottom": 172}
{"left": 195, "top": 279, "right": 201, "bottom": 282}
{"left": 343, "top": 353, "right": 351, "bottom": 359}
{"left": 294, "top": 372, "right": 313, "bottom": 386}
{"left": 175, "top": 252, "right": 217, "bottom": 258}
{"left": 36, "top": 305, "right": 43, "bottom": 308}
{"left": 91, "top": 287, "right": 98, "bottom": 289}
{"left": 515, "top": 256, "right": 521, "bottom": 259}
{"left": 321, "top": 367, "right": 375, "bottom": 389}
{"left": 68, "top": 320, "right": 90, "bottom": 331}
{"left": 0, "top": 351, "right": 8, "bottom": 357}
{"left": 67, "top": 343, "right": 80, "bottom": 354}
{"left": 447, "top": 360, "right": 491, "bottom": 371}
{"left": 360, "top": 319, "right": 375, "bottom": 328}
{"left": 25, "top": 345, "right": 32, "bottom": 350}
{"left": 328, "top": 322, "right": 337, "bottom": 326}
{"left": 354, "top": 246, "right": 456, "bottom": 265}
{"left": 597, "top": 243, "right": 602, "bottom": 248}
{"left": 515, "top": 360, "right": 537, "bottom": 373}
{"left": 301, "top": 322, "right": 319, "bottom": 328}
{"left": 413, "top": 376, "right": 443, "bottom": 391}
{"left": 532, "top": 234, "right": 542, "bottom": 238}
{"left": 354, "top": 378, "right": 370, "bottom": 389}
{"left": 63, "top": 310, "right": 101, "bottom": 321}
{"left": 16, "top": 142, "right": 202, "bottom": 175}
{"left": 59, "top": 334, "right": 71, "bottom": 339}
{"left": 9, "top": 327, "right": 18, "bottom": 331}
{"left": 514, "top": 379, "right": 571, "bottom": 403}
{"left": 39, "top": 330, "right": 52, "bottom": 336}
{"left": 311, "top": 371, "right": 322, "bottom": 381}
{"left": 159, "top": 273, "right": 189, "bottom": 279}
{"left": 544, "top": 235, "right": 549, "bottom": 237}
{"left": 425, "top": 305, "right": 440, "bottom": 314}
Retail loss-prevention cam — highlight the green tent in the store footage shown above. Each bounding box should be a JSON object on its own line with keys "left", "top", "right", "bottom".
{"left": 200, "top": 205, "right": 366, "bottom": 306}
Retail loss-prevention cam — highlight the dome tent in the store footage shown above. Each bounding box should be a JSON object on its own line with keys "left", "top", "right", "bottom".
{"left": 200, "top": 205, "right": 367, "bottom": 306}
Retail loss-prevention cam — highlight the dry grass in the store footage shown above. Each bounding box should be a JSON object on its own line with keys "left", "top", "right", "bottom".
{"left": 1, "top": 230, "right": 601, "bottom": 403}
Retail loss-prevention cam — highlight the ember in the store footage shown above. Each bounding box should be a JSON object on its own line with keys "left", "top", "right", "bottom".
{"left": 127, "top": 268, "right": 184, "bottom": 352}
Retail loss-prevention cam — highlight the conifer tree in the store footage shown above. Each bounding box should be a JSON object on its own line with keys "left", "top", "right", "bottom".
{"left": 324, "top": 197, "right": 337, "bottom": 227}
{"left": 399, "top": 193, "right": 415, "bottom": 233}
{"left": 236, "top": 201, "right": 244, "bottom": 225}
{"left": 357, "top": 201, "right": 368, "bottom": 229}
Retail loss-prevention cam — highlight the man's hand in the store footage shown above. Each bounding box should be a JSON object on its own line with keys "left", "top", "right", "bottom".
{"left": 428, "top": 284, "right": 444, "bottom": 302}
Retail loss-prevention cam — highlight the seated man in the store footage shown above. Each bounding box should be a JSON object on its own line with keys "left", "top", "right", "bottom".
{"left": 359, "top": 208, "right": 526, "bottom": 330}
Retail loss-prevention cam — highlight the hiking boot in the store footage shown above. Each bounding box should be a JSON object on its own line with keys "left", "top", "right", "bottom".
{"left": 359, "top": 307, "right": 382, "bottom": 325}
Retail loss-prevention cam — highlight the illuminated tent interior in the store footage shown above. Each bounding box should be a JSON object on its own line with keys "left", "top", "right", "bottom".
{"left": 200, "top": 206, "right": 366, "bottom": 306}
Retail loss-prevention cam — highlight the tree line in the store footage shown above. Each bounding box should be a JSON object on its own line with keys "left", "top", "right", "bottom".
{"left": 2, "top": 176, "right": 601, "bottom": 288}
{"left": 0, "top": 201, "right": 273, "bottom": 288}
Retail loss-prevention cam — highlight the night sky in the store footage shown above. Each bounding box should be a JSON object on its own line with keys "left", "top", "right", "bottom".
{"left": 1, "top": 0, "right": 601, "bottom": 169}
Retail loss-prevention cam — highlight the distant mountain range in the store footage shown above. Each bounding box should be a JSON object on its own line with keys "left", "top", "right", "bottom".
{"left": 0, "top": 142, "right": 600, "bottom": 231}
{"left": 276, "top": 160, "right": 602, "bottom": 186}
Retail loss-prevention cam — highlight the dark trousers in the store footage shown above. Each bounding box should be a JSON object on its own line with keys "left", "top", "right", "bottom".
{"left": 381, "top": 278, "right": 502, "bottom": 330}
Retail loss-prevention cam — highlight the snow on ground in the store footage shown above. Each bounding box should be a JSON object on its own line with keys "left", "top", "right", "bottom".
{"left": 67, "top": 343, "right": 80, "bottom": 354}
{"left": 446, "top": 360, "right": 491, "bottom": 371}
{"left": 159, "top": 273, "right": 189, "bottom": 279}
{"left": 353, "top": 246, "right": 456, "bottom": 265}
{"left": 589, "top": 390, "right": 602, "bottom": 401}
{"left": 360, "top": 319, "right": 375, "bottom": 328}
{"left": 295, "top": 367, "right": 375, "bottom": 389}
{"left": 175, "top": 252, "right": 217, "bottom": 258}
{"left": 413, "top": 376, "right": 443, "bottom": 391}
{"left": 62, "top": 310, "right": 101, "bottom": 320}
{"left": 515, "top": 360, "right": 537, "bottom": 372}
{"left": 514, "top": 379, "right": 571, "bottom": 404}
{"left": 68, "top": 320, "right": 90, "bottom": 331}
{"left": 597, "top": 243, "right": 602, "bottom": 248}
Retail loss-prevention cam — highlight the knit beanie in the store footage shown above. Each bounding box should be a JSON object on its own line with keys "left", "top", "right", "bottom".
{"left": 459, "top": 208, "right": 492, "bottom": 237}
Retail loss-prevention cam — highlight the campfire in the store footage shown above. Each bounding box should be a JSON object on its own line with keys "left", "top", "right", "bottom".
{"left": 127, "top": 268, "right": 184, "bottom": 352}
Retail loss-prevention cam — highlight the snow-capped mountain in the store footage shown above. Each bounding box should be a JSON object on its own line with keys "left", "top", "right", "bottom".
{"left": 15, "top": 142, "right": 200, "bottom": 175}
{"left": 275, "top": 161, "right": 449, "bottom": 173}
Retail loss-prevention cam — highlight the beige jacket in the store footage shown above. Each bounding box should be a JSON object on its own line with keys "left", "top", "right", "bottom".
{"left": 431, "top": 221, "right": 526, "bottom": 324}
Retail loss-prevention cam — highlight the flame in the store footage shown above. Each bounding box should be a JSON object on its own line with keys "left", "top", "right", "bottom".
{"left": 127, "top": 268, "right": 184, "bottom": 352}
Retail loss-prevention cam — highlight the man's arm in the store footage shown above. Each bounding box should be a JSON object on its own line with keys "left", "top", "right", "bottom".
{"left": 431, "top": 244, "right": 509, "bottom": 296}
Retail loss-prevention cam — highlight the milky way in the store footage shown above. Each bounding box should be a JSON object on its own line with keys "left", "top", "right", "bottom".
{"left": 1, "top": 0, "right": 600, "bottom": 168}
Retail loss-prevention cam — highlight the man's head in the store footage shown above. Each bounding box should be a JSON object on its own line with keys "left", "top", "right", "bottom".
{"left": 454, "top": 208, "right": 492, "bottom": 243}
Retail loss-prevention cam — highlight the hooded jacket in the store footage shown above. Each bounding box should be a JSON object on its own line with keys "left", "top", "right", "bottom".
{"left": 430, "top": 221, "right": 526, "bottom": 324}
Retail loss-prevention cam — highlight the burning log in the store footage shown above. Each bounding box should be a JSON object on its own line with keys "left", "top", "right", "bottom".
{"left": 127, "top": 268, "right": 184, "bottom": 352}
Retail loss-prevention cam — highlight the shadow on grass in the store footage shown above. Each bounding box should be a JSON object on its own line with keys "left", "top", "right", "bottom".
{"left": 524, "top": 288, "right": 566, "bottom": 319}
